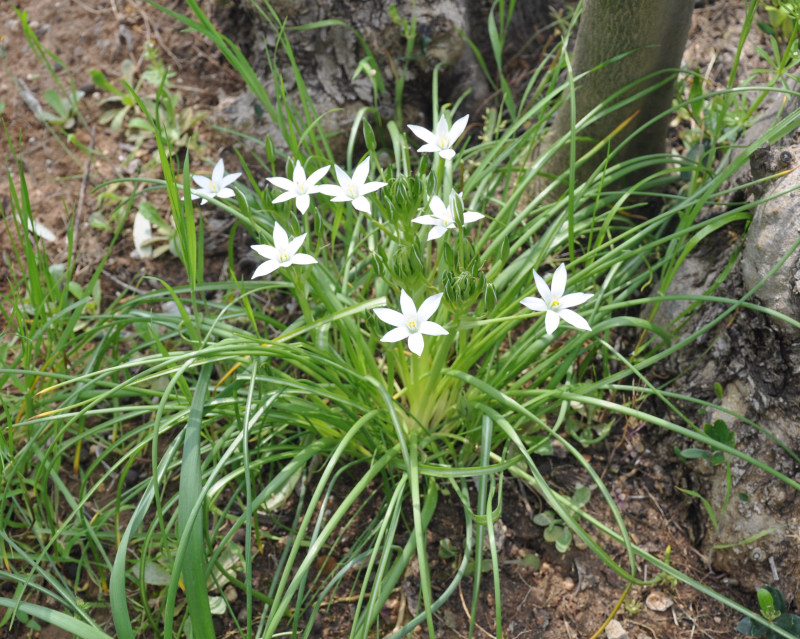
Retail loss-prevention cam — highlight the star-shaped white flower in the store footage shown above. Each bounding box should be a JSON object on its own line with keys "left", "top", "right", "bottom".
{"left": 520, "top": 264, "right": 594, "bottom": 334}
{"left": 412, "top": 192, "right": 484, "bottom": 241}
{"left": 266, "top": 162, "right": 330, "bottom": 214}
{"left": 374, "top": 290, "right": 449, "bottom": 356}
{"left": 407, "top": 114, "right": 469, "bottom": 160}
{"left": 316, "top": 158, "right": 387, "bottom": 213}
{"left": 189, "top": 158, "right": 241, "bottom": 203}
{"left": 251, "top": 222, "right": 317, "bottom": 278}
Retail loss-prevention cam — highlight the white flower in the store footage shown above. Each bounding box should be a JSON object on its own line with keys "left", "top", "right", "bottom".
{"left": 520, "top": 264, "right": 594, "bottom": 334}
{"left": 412, "top": 192, "right": 484, "bottom": 241}
{"left": 408, "top": 114, "right": 469, "bottom": 160}
{"left": 316, "top": 158, "right": 387, "bottom": 213}
{"left": 189, "top": 158, "right": 241, "bottom": 202}
{"left": 251, "top": 222, "right": 317, "bottom": 278}
{"left": 266, "top": 162, "right": 330, "bottom": 214}
{"left": 374, "top": 290, "right": 449, "bottom": 356}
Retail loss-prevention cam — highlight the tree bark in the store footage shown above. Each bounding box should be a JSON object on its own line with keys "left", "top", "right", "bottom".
{"left": 545, "top": 0, "right": 693, "bottom": 190}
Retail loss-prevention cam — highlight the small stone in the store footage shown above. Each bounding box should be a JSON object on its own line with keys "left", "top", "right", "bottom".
{"left": 645, "top": 590, "right": 674, "bottom": 612}
{"left": 605, "top": 619, "right": 628, "bottom": 639}
{"left": 223, "top": 584, "right": 238, "bottom": 603}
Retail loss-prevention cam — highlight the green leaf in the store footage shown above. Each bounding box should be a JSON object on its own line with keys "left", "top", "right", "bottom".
{"left": 533, "top": 511, "right": 555, "bottom": 527}
{"left": 543, "top": 524, "right": 562, "bottom": 543}
{"left": 758, "top": 587, "right": 778, "bottom": 620}
{"left": 704, "top": 419, "right": 735, "bottom": 447}
{"left": 775, "top": 613, "right": 800, "bottom": 634}
{"left": 554, "top": 527, "right": 572, "bottom": 553}
{"left": 763, "top": 586, "right": 787, "bottom": 615}
{"left": 90, "top": 69, "right": 122, "bottom": 95}
{"left": 571, "top": 485, "right": 591, "bottom": 509}
{"left": 737, "top": 616, "right": 768, "bottom": 637}
{"left": 362, "top": 119, "right": 377, "bottom": 152}
{"left": 138, "top": 200, "right": 171, "bottom": 230}
{"left": 44, "top": 89, "right": 68, "bottom": 118}
{"left": 132, "top": 561, "right": 172, "bottom": 586}
{"left": 675, "top": 447, "right": 710, "bottom": 461}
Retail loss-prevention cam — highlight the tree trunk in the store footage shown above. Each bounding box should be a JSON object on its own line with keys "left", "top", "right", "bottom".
{"left": 545, "top": 0, "right": 693, "bottom": 189}
{"left": 204, "top": 0, "right": 558, "bottom": 159}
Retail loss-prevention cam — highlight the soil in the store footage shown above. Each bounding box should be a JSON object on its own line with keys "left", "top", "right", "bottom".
{"left": 0, "top": 0, "right": 783, "bottom": 638}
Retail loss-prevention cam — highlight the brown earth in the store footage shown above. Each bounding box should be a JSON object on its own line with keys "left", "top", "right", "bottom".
{"left": 0, "top": 0, "right": 784, "bottom": 637}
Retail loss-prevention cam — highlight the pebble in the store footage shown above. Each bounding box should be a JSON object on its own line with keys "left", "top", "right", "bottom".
{"left": 645, "top": 590, "right": 674, "bottom": 611}
{"left": 605, "top": 619, "right": 628, "bottom": 639}
{"left": 223, "top": 584, "right": 238, "bottom": 603}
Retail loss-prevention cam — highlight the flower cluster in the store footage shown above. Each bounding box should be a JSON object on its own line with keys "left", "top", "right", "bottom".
{"left": 208, "top": 109, "right": 595, "bottom": 356}
{"left": 374, "top": 290, "right": 448, "bottom": 357}
{"left": 187, "top": 158, "right": 241, "bottom": 203}
{"left": 412, "top": 192, "right": 484, "bottom": 241}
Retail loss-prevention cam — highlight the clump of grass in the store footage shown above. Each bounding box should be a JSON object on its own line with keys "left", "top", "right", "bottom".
{"left": 3, "top": 2, "right": 800, "bottom": 639}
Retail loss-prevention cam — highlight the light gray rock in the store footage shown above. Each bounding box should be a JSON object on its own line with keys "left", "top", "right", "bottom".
{"left": 605, "top": 619, "right": 628, "bottom": 639}
{"left": 741, "top": 143, "right": 800, "bottom": 335}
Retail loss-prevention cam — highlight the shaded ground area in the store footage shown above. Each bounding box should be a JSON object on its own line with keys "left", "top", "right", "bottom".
{"left": 0, "top": 0, "right": 778, "bottom": 637}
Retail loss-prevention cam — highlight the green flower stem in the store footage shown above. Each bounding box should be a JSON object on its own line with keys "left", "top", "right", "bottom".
{"left": 443, "top": 156, "right": 453, "bottom": 204}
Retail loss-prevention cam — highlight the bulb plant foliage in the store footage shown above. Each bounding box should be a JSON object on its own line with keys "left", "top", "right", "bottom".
{"left": 4, "top": 2, "right": 800, "bottom": 639}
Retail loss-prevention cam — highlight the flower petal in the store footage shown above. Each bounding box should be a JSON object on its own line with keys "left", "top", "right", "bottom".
{"left": 306, "top": 165, "right": 331, "bottom": 187}
{"left": 427, "top": 226, "right": 449, "bottom": 241}
{"left": 448, "top": 114, "right": 469, "bottom": 144}
{"left": 399, "top": 289, "right": 417, "bottom": 319}
{"left": 352, "top": 158, "right": 369, "bottom": 186}
{"left": 291, "top": 163, "right": 307, "bottom": 183}
{"left": 551, "top": 264, "right": 567, "bottom": 299}
{"left": 434, "top": 114, "right": 450, "bottom": 137}
{"left": 520, "top": 296, "right": 547, "bottom": 312}
{"left": 559, "top": 308, "right": 592, "bottom": 332}
{"left": 333, "top": 165, "right": 350, "bottom": 187}
{"left": 296, "top": 194, "right": 311, "bottom": 214}
{"left": 420, "top": 320, "right": 448, "bottom": 336}
{"left": 411, "top": 215, "right": 439, "bottom": 226}
{"left": 438, "top": 148, "right": 456, "bottom": 160}
{"left": 193, "top": 175, "right": 211, "bottom": 189}
{"left": 407, "top": 123, "right": 437, "bottom": 146}
{"left": 359, "top": 180, "right": 387, "bottom": 195}
{"left": 417, "top": 292, "right": 443, "bottom": 322}
{"left": 286, "top": 232, "right": 308, "bottom": 255}
{"left": 216, "top": 187, "right": 236, "bottom": 199}
{"left": 416, "top": 143, "right": 442, "bottom": 155}
{"left": 211, "top": 158, "right": 225, "bottom": 184}
{"left": 462, "top": 211, "right": 485, "bottom": 224}
{"left": 251, "top": 244, "right": 279, "bottom": 260}
{"left": 559, "top": 292, "right": 593, "bottom": 309}
{"left": 544, "top": 310, "right": 560, "bottom": 335}
{"left": 272, "top": 222, "right": 289, "bottom": 248}
{"left": 271, "top": 191, "right": 296, "bottom": 204}
{"left": 252, "top": 260, "right": 280, "bottom": 278}
{"left": 289, "top": 253, "right": 318, "bottom": 266}
{"left": 532, "top": 270, "right": 551, "bottom": 304}
{"left": 407, "top": 332, "right": 425, "bottom": 356}
{"left": 428, "top": 195, "right": 447, "bottom": 218}
{"left": 220, "top": 172, "right": 242, "bottom": 188}
{"left": 381, "top": 326, "right": 410, "bottom": 343}
{"left": 351, "top": 196, "right": 371, "bottom": 213}
{"left": 374, "top": 307, "right": 406, "bottom": 327}
{"left": 266, "top": 176, "right": 295, "bottom": 191}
